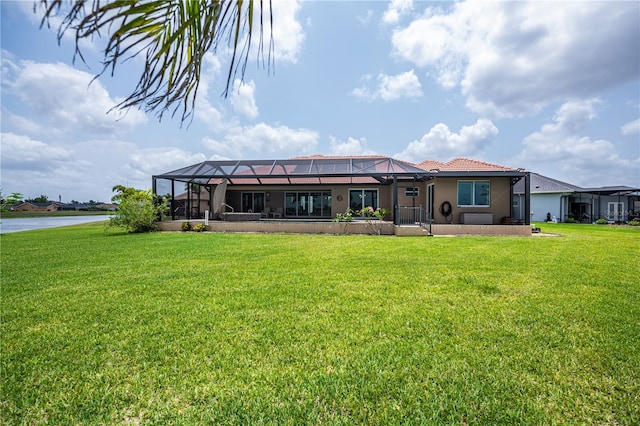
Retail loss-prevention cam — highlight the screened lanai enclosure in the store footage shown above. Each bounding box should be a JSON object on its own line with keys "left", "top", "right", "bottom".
{"left": 152, "top": 156, "right": 531, "bottom": 228}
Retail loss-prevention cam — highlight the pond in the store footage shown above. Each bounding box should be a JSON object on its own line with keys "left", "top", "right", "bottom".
{"left": 0, "top": 215, "right": 110, "bottom": 234}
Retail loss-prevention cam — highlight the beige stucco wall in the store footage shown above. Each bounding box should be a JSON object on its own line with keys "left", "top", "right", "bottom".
{"left": 158, "top": 219, "right": 395, "bottom": 235}
{"left": 158, "top": 220, "right": 531, "bottom": 236}
{"left": 430, "top": 177, "right": 512, "bottom": 224}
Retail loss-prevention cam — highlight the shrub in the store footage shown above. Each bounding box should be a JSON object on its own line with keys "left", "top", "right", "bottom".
{"left": 192, "top": 223, "right": 207, "bottom": 232}
{"left": 333, "top": 208, "right": 354, "bottom": 222}
{"left": 565, "top": 217, "right": 576, "bottom": 223}
{"left": 107, "top": 187, "right": 168, "bottom": 233}
{"left": 595, "top": 218, "right": 608, "bottom": 225}
{"left": 358, "top": 206, "right": 391, "bottom": 221}
{"left": 181, "top": 222, "right": 192, "bottom": 232}
{"left": 628, "top": 220, "right": 639, "bottom": 226}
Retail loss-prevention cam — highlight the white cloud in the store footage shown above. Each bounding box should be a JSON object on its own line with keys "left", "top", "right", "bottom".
{"left": 128, "top": 148, "right": 207, "bottom": 177}
{"left": 201, "top": 137, "right": 235, "bottom": 159}
{"left": 265, "top": 1, "right": 305, "bottom": 64}
{"left": 391, "top": 1, "right": 640, "bottom": 117}
{"left": 194, "top": 53, "right": 227, "bottom": 131}
{"left": 1, "top": 111, "right": 42, "bottom": 136}
{"left": 394, "top": 119, "right": 499, "bottom": 162}
{"left": 0, "top": 133, "right": 74, "bottom": 171}
{"left": 202, "top": 123, "right": 319, "bottom": 158}
{"left": 383, "top": 0, "right": 414, "bottom": 25}
{"left": 4, "top": 60, "right": 147, "bottom": 138}
{"left": 0, "top": 131, "right": 208, "bottom": 202}
{"left": 230, "top": 79, "right": 259, "bottom": 119}
{"left": 351, "top": 69, "right": 423, "bottom": 101}
{"left": 515, "top": 100, "right": 640, "bottom": 187}
{"left": 328, "top": 136, "right": 377, "bottom": 156}
{"left": 621, "top": 118, "right": 640, "bottom": 135}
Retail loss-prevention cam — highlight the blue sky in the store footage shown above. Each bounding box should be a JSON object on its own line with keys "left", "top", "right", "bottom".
{"left": 1, "top": 0, "right": 639, "bottom": 202}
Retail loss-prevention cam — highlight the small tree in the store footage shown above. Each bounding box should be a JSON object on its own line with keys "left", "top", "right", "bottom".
{"left": 107, "top": 186, "right": 167, "bottom": 233}
{"left": 32, "top": 194, "right": 49, "bottom": 203}
{"left": 3, "top": 192, "right": 24, "bottom": 206}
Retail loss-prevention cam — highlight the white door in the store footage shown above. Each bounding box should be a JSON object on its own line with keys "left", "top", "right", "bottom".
{"left": 607, "top": 202, "right": 624, "bottom": 221}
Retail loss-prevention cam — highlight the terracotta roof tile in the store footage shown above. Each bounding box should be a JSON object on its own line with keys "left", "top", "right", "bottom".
{"left": 417, "top": 160, "right": 446, "bottom": 171}
{"left": 418, "top": 158, "right": 517, "bottom": 172}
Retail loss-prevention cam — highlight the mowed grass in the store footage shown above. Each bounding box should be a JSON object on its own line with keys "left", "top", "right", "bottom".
{"left": 1, "top": 223, "right": 638, "bottom": 424}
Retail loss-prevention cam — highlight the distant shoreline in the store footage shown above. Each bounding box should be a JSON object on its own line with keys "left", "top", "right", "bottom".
{"left": 0, "top": 211, "right": 112, "bottom": 219}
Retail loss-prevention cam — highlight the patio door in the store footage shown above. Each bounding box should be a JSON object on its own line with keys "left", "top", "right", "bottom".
{"left": 607, "top": 202, "right": 624, "bottom": 221}
{"left": 242, "top": 192, "right": 265, "bottom": 213}
{"left": 285, "top": 192, "right": 331, "bottom": 217}
{"left": 349, "top": 189, "right": 378, "bottom": 212}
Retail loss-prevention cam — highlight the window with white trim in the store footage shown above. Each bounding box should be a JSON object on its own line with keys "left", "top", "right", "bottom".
{"left": 457, "top": 181, "right": 490, "bottom": 207}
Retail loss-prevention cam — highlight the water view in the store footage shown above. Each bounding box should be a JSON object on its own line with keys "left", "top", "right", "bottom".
{"left": 0, "top": 215, "right": 110, "bottom": 234}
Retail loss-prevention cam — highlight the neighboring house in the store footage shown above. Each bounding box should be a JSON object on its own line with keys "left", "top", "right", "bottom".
{"left": 13, "top": 201, "right": 61, "bottom": 212}
{"left": 57, "top": 203, "right": 94, "bottom": 211}
{"left": 96, "top": 203, "right": 118, "bottom": 211}
{"left": 514, "top": 173, "right": 640, "bottom": 223}
{"left": 13, "top": 202, "right": 118, "bottom": 212}
{"left": 153, "top": 156, "right": 531, "bottom": 230}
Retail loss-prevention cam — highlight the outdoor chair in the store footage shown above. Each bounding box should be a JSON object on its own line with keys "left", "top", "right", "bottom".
{"left": 271, "top": 207, "right": 283, "bottom": 218}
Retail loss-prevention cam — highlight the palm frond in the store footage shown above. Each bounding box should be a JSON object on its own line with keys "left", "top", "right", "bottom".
{"left": 38, "top": 0, "right": 274, "bottom": 124}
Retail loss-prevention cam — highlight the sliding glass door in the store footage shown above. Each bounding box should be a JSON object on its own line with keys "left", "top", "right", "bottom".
{"left": 241, "top": 192, "right": 265, "bottom": 213}
{"left": 285, "top": 192, "right": 331, "bottom": 217}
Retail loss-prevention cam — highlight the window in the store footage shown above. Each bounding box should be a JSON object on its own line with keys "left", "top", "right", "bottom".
{"left": 285, "top": 192, "right": 331, "bottom": 217}
{"left": 349, "top": 189, "right": 379, "bottom": 212}
{"left": 405, "top": 187, "right": 419, "bottom": 197}
{"left": 457, "top": 181, "right": 490, "bottom": 207}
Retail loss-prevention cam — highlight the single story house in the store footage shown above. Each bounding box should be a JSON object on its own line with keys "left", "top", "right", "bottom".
{"left": 513, "top": 173, "right": 640, "bottom": 223}
{"left": 12, "top": 201, "right": 61, "bottom": 212}
{"left": 153, "top": 156, "right": 532, "bottom": 236}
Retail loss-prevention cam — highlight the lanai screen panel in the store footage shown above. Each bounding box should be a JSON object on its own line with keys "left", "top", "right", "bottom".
{"left": 155, "top": 157, "right": 430, "bottom": 182}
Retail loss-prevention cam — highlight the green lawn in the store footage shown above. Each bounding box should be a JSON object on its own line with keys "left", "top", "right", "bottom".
{"left": 1, "top": 223, "right": 638, "bottom": 424}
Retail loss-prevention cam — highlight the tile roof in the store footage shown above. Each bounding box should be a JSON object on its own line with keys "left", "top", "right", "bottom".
{"left": 513, "top": 173, "right": 579, "bottom": 194}
{"left": 417, "top": 158, "right": 517, "bottom": 172}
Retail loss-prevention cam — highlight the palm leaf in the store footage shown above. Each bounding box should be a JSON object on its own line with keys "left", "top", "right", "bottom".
{"left": 38, "top": 0, "right": 273, "bottom": 124}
